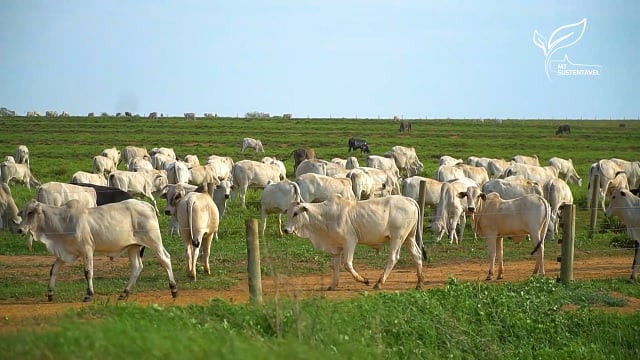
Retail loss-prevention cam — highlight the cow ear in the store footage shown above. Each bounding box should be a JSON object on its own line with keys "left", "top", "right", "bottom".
{"left": 479, "top": 193, "right": 487, "bottom": 200}
{"left": 299, "top": 205, "right": 308, "bottom": 213}
{"left": 456, "top": 191, "right": 467, "bottom": 199}
{"left": 620, "top": 190, "right": 627, "bottom": 197}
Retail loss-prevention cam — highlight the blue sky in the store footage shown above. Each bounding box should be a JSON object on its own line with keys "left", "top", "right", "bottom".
{"left": 1, "top": 1, "right": 638, "bottom": 119}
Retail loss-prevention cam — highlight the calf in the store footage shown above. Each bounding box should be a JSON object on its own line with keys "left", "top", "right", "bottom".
{"left": 241, "top": 137, "right": 264, "bottom": 152}
{"left": 17, "top": 199, "right": 177, "bottom": 302}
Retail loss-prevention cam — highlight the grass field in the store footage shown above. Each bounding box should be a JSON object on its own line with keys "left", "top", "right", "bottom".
{"left": 1, "top": 116, "right": 639, "bottom": 358}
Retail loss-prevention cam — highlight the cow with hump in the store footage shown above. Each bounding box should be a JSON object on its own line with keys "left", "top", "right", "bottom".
{"left": 457, "top": 187, "right": 551, "bottom": 281}
{"left": 283, "top": 194, "right": 426, "bottom": 291}
{"left": 16, "top": 198, "right": 177, "bottom": 302}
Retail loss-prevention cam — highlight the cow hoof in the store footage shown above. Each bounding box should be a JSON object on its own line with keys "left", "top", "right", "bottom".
{"left": 628, "top": 278, "right": 636, "bottom": 284}
{"left": 497, "top": 275, "right": 504, "bottom": 280}
{"left": 363, "top": 278, "right": 370, "bottom": 285}
{"left": 83, "top": 295, "right": 92, "bottom": 302}
{"left": 47, "top": 294, "right": 54, "bottom": 302}
{"left": 373, "top": 282, "right": 382, "bottom": 290}
{"left": 485, "top": 276, "right": 493, "bottom": 281}
{"left": 326, "top": 286, "right": 335, "bottom": 291}
{"left": 171, "top": 289, "right": 178, "bottom": 298}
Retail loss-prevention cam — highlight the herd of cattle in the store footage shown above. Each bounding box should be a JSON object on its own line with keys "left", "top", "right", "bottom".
{"left": 0, "top": 138, "right": 639, "bottom": 302}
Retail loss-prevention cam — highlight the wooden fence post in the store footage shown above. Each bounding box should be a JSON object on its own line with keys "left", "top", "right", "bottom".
{"left": 559, "top": 204, "right": 575, "bottom": 283}
{"left": 417, "top": 180, "right": 427, "bottom": 220}
{"left": 246, "top": 218, "right": 262, "bottom": 304}
{"left": 589, "top": 174, "right": 600, "bottom": 238}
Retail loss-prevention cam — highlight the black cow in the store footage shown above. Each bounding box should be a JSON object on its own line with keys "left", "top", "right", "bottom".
{"left": 399, "top": 121, "right": 411, "bottom": 133}
{"left": 288, "top": 148, "right": 316, "bottom": 171}
{"left": 71, "top": 183, "right": 133, "bottom": 205}
{"left": 555, "top": 124, "right": 570, "bottom": 135}
{"left": 348, "top": 138, "right": 370, "bottom": 153}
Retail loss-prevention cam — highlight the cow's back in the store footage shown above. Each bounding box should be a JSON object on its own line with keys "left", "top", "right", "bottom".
{"left": 37, "top": 182, "right": 98, "bottom": 207}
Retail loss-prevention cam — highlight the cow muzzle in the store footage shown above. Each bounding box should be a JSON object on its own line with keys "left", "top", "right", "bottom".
{"left": 283, "top": 227, "right": 293, "bottom": 235}
{"left": 467, "top": 207, "right": 475, "bottom": 213}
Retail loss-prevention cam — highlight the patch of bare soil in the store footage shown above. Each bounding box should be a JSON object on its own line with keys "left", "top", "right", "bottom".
{"left": 1, "top": 255, "right": 638, "bottom": 334}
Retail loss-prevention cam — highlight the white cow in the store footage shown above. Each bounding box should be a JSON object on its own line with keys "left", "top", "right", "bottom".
{"left": 455, "top": 163, "right": 489, "bottom": 186}
{"left": 296, "top": 173, "right": 355, "bottom": 203}
{"left": 261, "top": 157, "right": 287, "bottom": 180}
{"left": 101, "top": 147, "right": 121, "bottom": 169}
{"left": 36, "top": 182, "right": 98, "bottom": 207}
{"left": 487, "top": 158, "right": 511, "bottom": 179}
{"left": 400, "top": 176, "right": 444, "bottom": 215}
{"left": 365, "top": 155, "right": 401, "bottom": 179}
{"left": 122, "top": 146, "right": 150, "bottom": 166}
{"left": 15, "top": 145, "right": 30, "bottom": 168}
{"left": 283, "top": 195, "right": 425, "bottom": 290}
{"left": 231, "top": 160, "right": 283, "bottom": 208}
{"left": 70, "top": 171, "right": 108, "bottom": 186}
{"left": 384, "top": 146, "right": 424, "bottom": 177}
{"left": 512, "top": 154, "right": 540, "bottom": 166}
{"left": 260, "top": 179, "right": 303, "bottom": 237}
{"left": 588, "top": 160, "right": 629, "bottom": 212}
{"left": 434, "top": 165, "right": 465, "bottom": 182}
{"left": 609, "top": 158, "right": 640, "bottom": 190}
{"left": 0, "top": 183, "right": 21, "bottom": 230}
{"left": 151, "top": 153, "right": 174, "bottom": 170}
{"left": 482, "top": 176, "right": 544, "bottom": 200}
{"left": 149, "top": 147, "right": 176, "bottom": 162}
{"left": 183, "top": 154, "right": 200, "bottom": 168}
{"left": 0, "top": 162, "right": 40, "bottom": 189}
{"left": 166, "top": 160, "right": 190, "bottom": 184}
{"left": 188, "top": 165, "right": 220, "bottom": 197}
{"left": 320, "top": 160, "right": 350, "bottom": 177}
{"left": 205, "top": 155, "right": 234, "bottom": 182}
{"left": 173, "top": 191, "right": 219, "bottom": 280}
{"left": 3, "top": 156, "right": 14, "bottom": 163}
{"left": 458, "top": 188, "right": 551, "bottom": 280}
{"left": 430, "top": 178, "right": 477, "bottom": 244}
{"left": 547, "top": 157, "right": 582, "bottom": 186}
{"left": 345, "top": 156, "right": 360, "bottom": 170}
{"left": 241, "top": 137, "right": 264, "bottom": 152}
{"left": 504, "top": 163, "right": 558, "bottom": 185}
{"left": 92, "top": 155, "right": 117, "bottom": 177}
{"left": 331, "top": 157, "right": 347, "bottom": 168}
{"left": 345, "top": 168, "right": 378, "bottom": 200}
{"left": 294, "top": 159, "right": 327, "bottom": 177}
{"left": 542, "top": 178, "right": 574, "bottom": 235}
{"left": 439, "top": 155, "right": 463, "bottom": 167}
{"left": 605, "top": 188, "right": 640, "bottom": 282}
{"left": 127, "top": 157, "right": 154, "bottom": 172}
{"left": 17, "top": 199, "right": 177, "bottom": 302}
{"left": 108, "top": 170, "right": 168, "bottom": 212}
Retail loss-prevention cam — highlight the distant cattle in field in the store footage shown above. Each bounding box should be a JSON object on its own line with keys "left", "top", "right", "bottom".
{"left": 148, "top": 112, "right": 158, "bottom": 119}
{"left": 241, "top": 138, "right": 264, "bottom": 152}
{"left": 348, "top": 138, "right": 370, "bottom": 153}
{"left": 0, "top": 162, "right": 40, "bottom": 189}
{"left": 45, "top": 110, "right": 58, "bottom": 117}
{"left": 398, "top": 121, "right": 411, "bottom": 133}
{"left": 88, "top": 112, "right": 94, "bottom": 117}
{"left": 125, "top": 112, "right": 132, "bottom": 117}
{"left": 204, "top": 112, "right": 217, "bottom": 118}
{"left": 184, "top": 112, "right": 196, "bottom": 120}
{"left": 619, "top": 123, "right": 626, "bottom": 128}
{"left": 555, "top": 124, "right": 571, "bottom": 135}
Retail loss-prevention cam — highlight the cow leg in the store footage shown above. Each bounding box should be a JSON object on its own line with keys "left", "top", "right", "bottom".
{"left": 496, "top": 237, "right": 504, "bottom": 279}
{"left": 259, "top": 212, "right": 267, "bottom": 238}
{"left": 82, "top": 254, "right": 95, "bottom": 302}
{"left": 374, "top": 239, "right": 403, "bottom": 289}
{"left": 187, "top": 243, "right": 198, "bottom": 280}
{"left": 404, "top": 235, "right": 425, "bottom": 289}
{"left": 276, "top": 213, "right": 283, "bottom": 237}
{"left": 630, "top": 240, "right": 640, "bottom": 283}
{"left": 201, "top": 233, "right": 214, "bottom": 275}
{"left": 327, "top": 253, "right": 343, "bottom": 291}
{"left": 153, "top": 246, "right": 178, "bottom": 298}
{"left": 458, "top": 212, "right": 466, "bottom": 244}
{"left": 342, "top": 243, "right": 369, "bottom": 287}
{"left": 47, "top": 258, "right": 66, "bottom": 301}
{"left": 485, "top": 236, "right": 497, "bottom": 280}
{"left": 120, "top": 246, "right": 144, "bottom": 300}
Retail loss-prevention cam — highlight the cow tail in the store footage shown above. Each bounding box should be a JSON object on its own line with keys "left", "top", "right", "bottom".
{"left": 189, "top": 198, "right": 196, "bottom": 246}
{"left": 531, "top": 197, "right": 551, "bottom": 255}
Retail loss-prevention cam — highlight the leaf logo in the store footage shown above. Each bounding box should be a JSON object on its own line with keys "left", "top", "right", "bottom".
{"left": 533, "top": 18, "right": 587, "bottom": 79}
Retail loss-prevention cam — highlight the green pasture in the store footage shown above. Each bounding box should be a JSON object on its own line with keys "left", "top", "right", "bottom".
{"left": 0, "top": 116, "right": 638, "bottom": 301}
{"left": 1, "top": 116, "right": 639, "bottom": 358}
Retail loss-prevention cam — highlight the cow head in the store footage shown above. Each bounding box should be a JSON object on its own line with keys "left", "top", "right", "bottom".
{"left": 283, "top": 202, "right": 309, "bottom": 236}
{"left": 17, "top": 199, "right": 42, "bottom": 250}
{"left": 457, "top": 187, "right": 485, "bottom": 213}
{"left": 161, "top": 184, "right": 188, "bottom": 216}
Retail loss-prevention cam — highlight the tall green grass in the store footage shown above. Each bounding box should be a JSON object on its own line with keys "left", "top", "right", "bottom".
{"left": 2, "top": 278, "right": 639, "bottom": 359}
